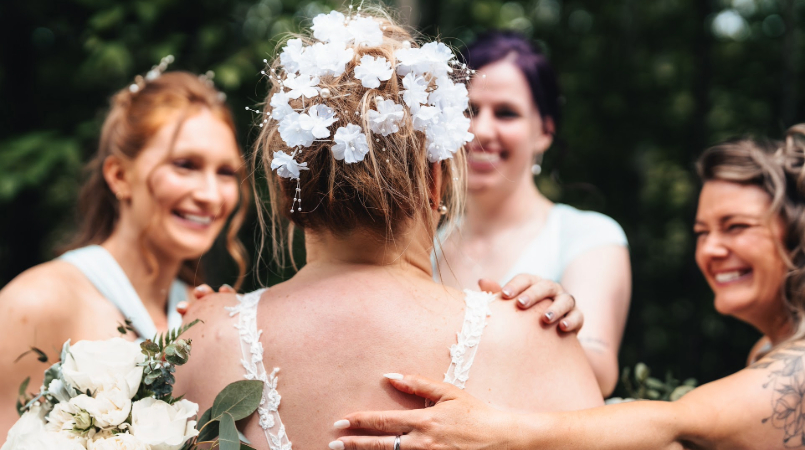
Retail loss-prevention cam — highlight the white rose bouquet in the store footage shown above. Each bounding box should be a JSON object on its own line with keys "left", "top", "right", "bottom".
{"left": 4, "top": 320, "right": 263, "bottom": 450}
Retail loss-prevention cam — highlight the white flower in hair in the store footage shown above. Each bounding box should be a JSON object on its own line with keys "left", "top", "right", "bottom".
{"left": 347, "top": 16, "right": 384, "bottom": 46}
{"left": 332, "top": 124, "right": 371, "bottom": 163}
{"left": 284, "top": 73, "right": 320, "bottom": 99}
{"left": 305, "top": 42, "right": 355, "bottom": 77}
{"left": 429, "top": 76, "right": 469, "bottom": 109}
{"left": 401, "top": 73, "right": 429, "bottom": 108}
{"left": 354, "top": 55, "right": 393, "bottom": 89}
{"left": 271, "top": 151, "right": 309, "bottom": 179}
{"left": 279, "top": 112, "right": 316, "bottom": 147}
{"left": 425, "top": 106, "right": 473, "bottom": 162}
{"left": 395, "top": 42, "right": 454, "bottom": 77}
{"left": 279, "top": 38, "right": 306, "bottom": 74}
{"left": 270, "top": 91, "right": 294, "bottom": 121}
{"left": 368, "top": 99, "right": 405, "bottom": 136}
{"left": 412, "top": 105, "right": 440, "bottom": 131}
{"left": 299, "top": 104, "right": 338, "bottom": 139}
{"left": 312, "top": 11, "right": 351, "bottom": 43}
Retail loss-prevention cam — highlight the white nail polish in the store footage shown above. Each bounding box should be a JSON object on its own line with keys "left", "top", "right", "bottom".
{"left": 334, "top": 419, "right": 350, "bottom": 429}
{"left": 329, "top": 441, "right": 345, "bottom": 450}
{"left": 384, "top": 373, "right": 404, "bottom": 380}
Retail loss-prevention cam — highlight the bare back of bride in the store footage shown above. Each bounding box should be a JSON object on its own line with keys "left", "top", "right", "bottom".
{"left": 175, "top": 8, "right": 602, "bottom": 450}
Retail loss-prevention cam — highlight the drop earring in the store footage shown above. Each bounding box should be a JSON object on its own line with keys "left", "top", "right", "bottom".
{"left": 531, "top": 153, "right": 543, "bottom": 176}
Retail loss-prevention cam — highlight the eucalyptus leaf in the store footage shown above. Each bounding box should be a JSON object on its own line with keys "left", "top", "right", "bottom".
{"left": 211, "top": 380, "right": 263, "bottom": 421}
{"left": 198, "top": 407, "right": 212, "bottom": 430}
{"left": 197, "top": 417, "right": 219, "bottom": 443}
{"left": 219, "top": 412, "right": 240, "bottom": 450}
{"left": 18, "top": 377, "right": 30, "bottom": 397}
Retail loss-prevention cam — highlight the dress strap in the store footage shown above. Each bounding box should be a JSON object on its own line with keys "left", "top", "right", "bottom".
{"left": 59, "top": 245, "right": 167, "bottom": 340}
{"left": 443, "top": 290, "right": 495, "bottom": 389}
{"left": 226, "top": 289, "right": 292, "bottom": 450}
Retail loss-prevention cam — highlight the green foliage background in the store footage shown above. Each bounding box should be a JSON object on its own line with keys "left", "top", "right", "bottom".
{"left": 0, "top": 0, "right": 803, "bottom": 393}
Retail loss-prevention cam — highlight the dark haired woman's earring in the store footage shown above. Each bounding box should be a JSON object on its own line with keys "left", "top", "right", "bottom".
{"left": 437, "top": 202, "right": 448, "bottom": 215}
{"left": 531, "top": 153, "right": 543, "bottom": 176}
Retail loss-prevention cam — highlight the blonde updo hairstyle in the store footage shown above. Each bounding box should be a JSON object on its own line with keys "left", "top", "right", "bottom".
{"left": 697, "top": 123, "right": 805, "bottom": 344}
{"left": 66, "top": 72, "right": 249, "bottom": 289}
{"left": 254, "top": 7, "right": 467, "bottom": 265}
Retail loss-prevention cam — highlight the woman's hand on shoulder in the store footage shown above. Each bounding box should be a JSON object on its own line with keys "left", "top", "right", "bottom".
{"left": 479, "top": 274, "right": 583, "bottom": 333}
{"left": 176, "top": 283, "right": 236, "bottom": 316}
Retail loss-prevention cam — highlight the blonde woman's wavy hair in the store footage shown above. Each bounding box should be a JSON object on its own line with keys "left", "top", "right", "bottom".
{"left": 697, "top": 123, "right": 805, "bottom": 344}
{"left": 252, "top": 6, "right": 467, "bottom": 270}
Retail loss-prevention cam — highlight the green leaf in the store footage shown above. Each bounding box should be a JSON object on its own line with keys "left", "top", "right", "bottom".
{"left": 211, "top": 380, "right": 263, "bottom": 421}
{"left": 197, "top": 407, "right": 212, "bottom": 430}
{"left": 18, "top": 377, "right": 30, "bottom": 397}
{"left": 14, "top": 347, "right": 48, "bottom": 363}
{"left": 241, "top": 443, "right": 257, "bottom": 450}
{"left": 197, "top": 418, "right": 219, "bottom": 443}
{"left": 219, "top": 412, "right": 240, "bottom": 450}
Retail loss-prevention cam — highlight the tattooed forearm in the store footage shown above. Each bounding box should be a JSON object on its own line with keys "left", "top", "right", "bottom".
{"left": 753, "top": 340, "right": 805, "bottom": 447}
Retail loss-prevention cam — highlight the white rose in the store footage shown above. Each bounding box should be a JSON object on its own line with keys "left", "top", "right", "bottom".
{"left": 130, "top": 398, "right": 199, "bottom": 450}
{"left": 45, "top": 401, "right": 85, "bottom": 438}
{"left": 70, "top": 386, "right": 132, "bottom": 429}
{"left": 87, "top": 433, "right": 149, "bottom": 450}
{"left": 62, "top": 337, "right": 145, "bottom": 396}
{"left": 1, "top": 405, "right": 85, "bottom": 450}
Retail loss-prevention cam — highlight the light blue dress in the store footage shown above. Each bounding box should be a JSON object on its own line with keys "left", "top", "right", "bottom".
{"left": 433, "top": 203, "right": 628, "bottom": 285}
{"left": 59, "top": 245, "right": 186, "bottom": 340}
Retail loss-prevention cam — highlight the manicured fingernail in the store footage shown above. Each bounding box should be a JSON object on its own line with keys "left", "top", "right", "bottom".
{"left": 561, "top": 320, "right": 569, "bottom": 329}
{"left": 176, "top": 301, "right": 189, "bottom": 311}
{"left": 517, "top": 296, "right": 529, "bottom": 307}
{"left": 334, "top": 420, "right": 350, "bottom": 429}
{"left": 329, "top": 441, "right": 345, "bottom": 450}
{"left": 502, "top": 289, "right": 513, "bottom": 298}
{"left": 384, "top": 373, "right": 404, "bottom": 380}
{"left": 544, "top": 311, "right": 555, "bottom": 321}
{"left": 193, "top": 285, "right": 205, "bottom": 292}
{"left": 222, "top": 283, "right": 233, "bottom": 289}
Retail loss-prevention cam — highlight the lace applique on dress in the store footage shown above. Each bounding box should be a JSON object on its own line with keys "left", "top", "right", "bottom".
{"left": 227, "top": 289, "right": 292, "bottom": 450}
{"left": 443, "top": 290, "right": 495, "bottom": 389}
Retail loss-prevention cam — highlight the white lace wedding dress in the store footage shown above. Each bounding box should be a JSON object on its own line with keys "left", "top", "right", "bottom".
{"left": 226, "top": 288, "right": 496, "bottom": 450}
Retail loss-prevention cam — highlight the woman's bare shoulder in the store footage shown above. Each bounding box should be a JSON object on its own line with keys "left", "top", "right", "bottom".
{"left": 0, "top": 260, "right": 89, "bottom": 317}
{"left": 469, "top": 293, "right": 603, "bottom": 412}
{"left": 173, "top": 292, "right": 244, "bottom": 413}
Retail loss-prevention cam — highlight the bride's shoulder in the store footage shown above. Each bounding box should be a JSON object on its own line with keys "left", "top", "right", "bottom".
{"left": 481, "top": 290, "right": 582, "bottom": 349}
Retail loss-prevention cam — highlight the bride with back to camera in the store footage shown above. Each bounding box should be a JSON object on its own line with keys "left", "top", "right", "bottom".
{"left": 175, "top": 8, "right": 603, "bottom": 450}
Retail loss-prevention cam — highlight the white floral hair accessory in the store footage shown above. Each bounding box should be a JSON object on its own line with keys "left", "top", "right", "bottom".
{"left": 260, "top": 8, "right": 474, "bottom": 213}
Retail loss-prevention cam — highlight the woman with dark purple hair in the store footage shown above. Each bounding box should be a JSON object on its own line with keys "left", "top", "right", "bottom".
{"left": 433, "top": 31, "right": 631, "bottom": 396}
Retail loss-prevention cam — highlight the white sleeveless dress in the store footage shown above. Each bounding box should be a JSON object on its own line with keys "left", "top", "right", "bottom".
{"left": 58, "top": 245, "right": 186, "bottom": 341}
{"left": 433, "top": 203, "right": 628, "bottom": 285}
{"left": 227, "top": 288, "right": 496, "bottom": 450}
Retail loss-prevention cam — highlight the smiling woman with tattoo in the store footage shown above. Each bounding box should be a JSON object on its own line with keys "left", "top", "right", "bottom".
{"left": 332, "top": 124, "right": 805, "bottom": 450}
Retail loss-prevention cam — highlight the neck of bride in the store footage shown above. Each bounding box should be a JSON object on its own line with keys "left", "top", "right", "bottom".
{"left": 303, "top": 221, "right": 435, "bottom": 281}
